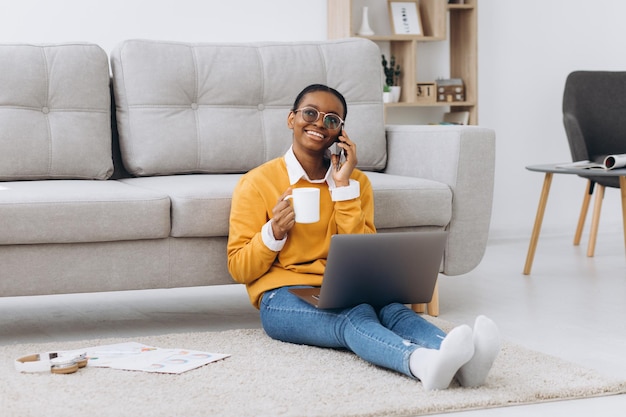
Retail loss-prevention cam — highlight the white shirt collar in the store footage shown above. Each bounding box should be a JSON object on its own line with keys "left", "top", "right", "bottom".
{"left": 284, "top": 146, "right": 335, "bottom": 187}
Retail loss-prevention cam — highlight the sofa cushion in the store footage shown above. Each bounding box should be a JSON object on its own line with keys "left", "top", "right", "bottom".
{"left": 121, "top": 171, "right": 451, "bottom": 239}
{"left": 0, "top": 181, "right": 170, "bottom": 245}
{"left": 0, "top": 43, "right": 113, "bottom": 181}
{"left": 365, "top": 172, "right": 452, "bottom": 229}
{"left": 110, "top": 39, "right": 386, "bottom": 177}
{"left": 120, "top": 174, "right": 243, "bottom": 237}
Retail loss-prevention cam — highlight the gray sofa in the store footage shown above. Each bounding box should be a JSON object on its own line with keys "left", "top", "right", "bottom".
{"left": 0, "top": 39, "right": 495, "bottom": 315}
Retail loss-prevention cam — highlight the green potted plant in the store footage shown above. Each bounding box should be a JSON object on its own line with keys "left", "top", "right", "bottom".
{"left": 382, "top": 54, "right": 401, "bottom": 102}
{"left": 383, "top": 84, "right": 392, "bottom": 103}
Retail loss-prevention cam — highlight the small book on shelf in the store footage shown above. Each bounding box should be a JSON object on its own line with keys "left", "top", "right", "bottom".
{"left": 442, "top": 111, "right": 469, "bottom": 125}
{"left": 556, "top": 154, "right": 626, "bottom": 170}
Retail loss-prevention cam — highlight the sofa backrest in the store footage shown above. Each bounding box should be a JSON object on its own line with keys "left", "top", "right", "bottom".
{"left": 110, "top": 39, "right": 387, "bottom": 176}
{"left": 0, "top": 43, "right": 113, "bottom": 181}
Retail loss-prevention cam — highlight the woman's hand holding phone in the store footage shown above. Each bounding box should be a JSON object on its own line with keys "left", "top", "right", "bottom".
{"left": 331, "top": 129, "right": 357, "bottom": 187}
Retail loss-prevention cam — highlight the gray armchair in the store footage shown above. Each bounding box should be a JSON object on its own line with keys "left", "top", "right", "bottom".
{"left": 562, "top": 71, "right": 626, "bottom": 254}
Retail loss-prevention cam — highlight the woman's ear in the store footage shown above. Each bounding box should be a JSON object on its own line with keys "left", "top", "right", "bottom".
{"left": 287, "top": 111, "right": 295, "bottom": 129}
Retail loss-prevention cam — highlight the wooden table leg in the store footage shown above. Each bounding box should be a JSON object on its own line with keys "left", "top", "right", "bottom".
{"left": 523, "top": 173, "right": 553, "bottom": 275}
{"left": 574, "top": 180, "right": 593, "bottom": 246}
{"left": 587, "top": 184, "right": 605, "bottom": 257}
{"left": 619, "top": 176, "right": 626, "bottom": 247}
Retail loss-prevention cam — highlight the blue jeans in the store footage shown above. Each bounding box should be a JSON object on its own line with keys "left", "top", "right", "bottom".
{"left": 259, "top": 286, "right": 446, "bottom": 378}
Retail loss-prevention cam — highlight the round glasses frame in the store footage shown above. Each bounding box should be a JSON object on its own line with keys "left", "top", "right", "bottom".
{"left": 294, "top": 107, "right": 344, "bottom": 131}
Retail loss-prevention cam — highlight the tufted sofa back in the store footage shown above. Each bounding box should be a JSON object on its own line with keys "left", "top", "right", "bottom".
{"left": 0, "top": 43, "right": 112, "bottom": 181}
{"left": 110, "top": 39, "right": 387, "bottom": 177}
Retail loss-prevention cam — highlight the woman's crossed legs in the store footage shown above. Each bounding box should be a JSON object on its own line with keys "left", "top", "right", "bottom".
{"left": 260, "top": 287, "right": 499, "bottom": 390}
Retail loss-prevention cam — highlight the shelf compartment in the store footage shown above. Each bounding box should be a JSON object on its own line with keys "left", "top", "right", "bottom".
{"left": 328, "top": 0, "right": 478, "bottom": 125}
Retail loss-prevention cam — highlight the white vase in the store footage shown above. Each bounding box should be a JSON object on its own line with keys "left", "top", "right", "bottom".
{"left": 390, "top": 86, "right": 401, "bottom": 103}
{"left": 383, "top": 92, "right": 392, "bottom": 103}
{"left": 357, "top": 7, "right": 375, "bottom": 36}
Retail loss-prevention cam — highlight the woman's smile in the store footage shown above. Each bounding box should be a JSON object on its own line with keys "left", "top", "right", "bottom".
{"left": 305, "top": 128, "right": 327, "bottom": 141}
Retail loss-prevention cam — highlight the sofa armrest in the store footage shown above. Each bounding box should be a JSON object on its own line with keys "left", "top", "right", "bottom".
{"left": 384, "top": 125, "right": 496, "bottom": 275}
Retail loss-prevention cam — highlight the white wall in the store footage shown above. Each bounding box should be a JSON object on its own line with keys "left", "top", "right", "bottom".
{"left": 2, "top": 0, "right": 624, "bottom": 239}
{"left": 0, "top": 0, "right": 328, "bottom": 51}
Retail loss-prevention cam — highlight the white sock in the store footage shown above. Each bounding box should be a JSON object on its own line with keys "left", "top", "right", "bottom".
{"left": 456, "top": 315, "right": 501, "bottom": 387}
{"left": 409, "top": 325, "right": 474, "bottom": 391}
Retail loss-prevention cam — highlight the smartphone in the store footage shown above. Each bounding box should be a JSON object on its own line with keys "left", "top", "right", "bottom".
{"left": 332, "top": 129, "right": 343, "bottom": 154}
{"left": 333, "top": 128, "right": 343, "bottom": 143}
{"left": 333, "top": 129, "right": 344, "bottom": 171}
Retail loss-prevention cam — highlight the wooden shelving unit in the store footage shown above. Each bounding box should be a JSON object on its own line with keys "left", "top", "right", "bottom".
{"left": 327, "top": 0, "right": 478, "bottom": 124}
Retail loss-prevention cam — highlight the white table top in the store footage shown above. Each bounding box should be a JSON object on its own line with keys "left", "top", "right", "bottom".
{"left": 526, "top": 163, "right": 626, "bottom": 177}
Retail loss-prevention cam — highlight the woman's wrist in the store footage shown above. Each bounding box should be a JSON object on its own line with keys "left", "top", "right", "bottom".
{"left": 330, "top": 179, "right": 360, "bottom": 201}
{"left": 262, "top": 221, "right": 287, "bottom": 251}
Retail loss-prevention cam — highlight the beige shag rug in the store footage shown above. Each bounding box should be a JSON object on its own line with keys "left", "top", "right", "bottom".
{"left": 1, "top": 318, "right": 625, "bottom": 417}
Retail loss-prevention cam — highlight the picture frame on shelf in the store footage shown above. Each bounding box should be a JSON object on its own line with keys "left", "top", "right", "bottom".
{"left": 388, "top": 1, "right": 423, "bottom": 36}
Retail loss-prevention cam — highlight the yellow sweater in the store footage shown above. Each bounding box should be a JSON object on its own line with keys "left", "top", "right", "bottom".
{"left": 227, "top": 156, "right": 376, "bottom": 308}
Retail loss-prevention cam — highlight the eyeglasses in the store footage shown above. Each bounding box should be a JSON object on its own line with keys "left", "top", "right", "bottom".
{"left": 294, "top": 107, "right": 344, "bottom": 131}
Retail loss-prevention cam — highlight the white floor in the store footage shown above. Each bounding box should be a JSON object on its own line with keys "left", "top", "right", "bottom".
{"left": 1, "top": 230, "right": 626, "bottom": 416}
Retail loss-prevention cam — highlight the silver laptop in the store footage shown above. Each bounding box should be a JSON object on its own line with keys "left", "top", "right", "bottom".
{"left": 289, "top": 231, "right": 447, "bottom": 309}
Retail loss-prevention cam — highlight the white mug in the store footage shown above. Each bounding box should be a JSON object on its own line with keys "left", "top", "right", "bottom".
{"left": 284, "top": 187, "right": 320, "bottom": 224}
